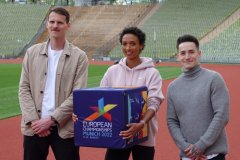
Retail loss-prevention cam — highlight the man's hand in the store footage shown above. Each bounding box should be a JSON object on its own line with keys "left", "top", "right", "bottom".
{"left": 184, "top": 144, "right": 207, "bottom": 160}
{"left": 31, "top": 117, "right": 55, "bottom": 135}
{"left": 38, "top": 130, "right": 51, "bottom": 137}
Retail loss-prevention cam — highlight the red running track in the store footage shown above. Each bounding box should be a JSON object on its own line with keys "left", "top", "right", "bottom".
{"left": 0, "top": 63, "right": 239, "bottom": 160}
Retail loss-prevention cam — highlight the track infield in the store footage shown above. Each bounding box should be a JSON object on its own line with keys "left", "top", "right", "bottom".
{"left": 0, "top": 60, "right": 239, "bottom": 160}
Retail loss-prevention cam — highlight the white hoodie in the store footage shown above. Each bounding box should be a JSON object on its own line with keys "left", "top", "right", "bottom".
{"left": 100, "top": 57, "right": 164, "bottom": 146}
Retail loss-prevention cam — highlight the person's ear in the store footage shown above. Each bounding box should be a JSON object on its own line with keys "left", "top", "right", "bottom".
{"left": 176, "top": 53, "right": 180, "bottom": 61}
{"left": 139, "top": 45, "right": 144, "bottom": 52}
{"left": 67, "top": 22, "right": 70, "bottom": 29}
{"left": 46, "top": 20, "right": 49, "bottom": 28}
{"left": 198, "top": 50, "right": 202, "bottom": 57}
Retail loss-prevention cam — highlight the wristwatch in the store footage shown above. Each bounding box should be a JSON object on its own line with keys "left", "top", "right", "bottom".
{"left": 140, "top": 120, "right": 146, "bottom": 127}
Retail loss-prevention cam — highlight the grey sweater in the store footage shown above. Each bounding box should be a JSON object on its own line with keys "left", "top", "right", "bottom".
{"left": 167, "top": 65, "right": 229, "bottom": 157}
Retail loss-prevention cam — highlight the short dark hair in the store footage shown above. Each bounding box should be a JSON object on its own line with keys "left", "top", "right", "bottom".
{"left": 119, "top": 27, "right": 146, "bottom": 50}
{"left": 176, "top": 34, "right": 199, "bottom": 49}
{"left": 48, "top": 7, "right": 70, "bottom": 23}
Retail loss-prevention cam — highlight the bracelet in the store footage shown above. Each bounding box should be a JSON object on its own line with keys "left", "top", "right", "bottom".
{"left": 140, "top": 120, "right": 146, "bottom": 127}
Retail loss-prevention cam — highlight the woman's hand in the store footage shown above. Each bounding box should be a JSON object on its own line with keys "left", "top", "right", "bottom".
{"left": 119, "top": 122, "right": 144, "bottom": 139}
{"left": 72, "top": 113, "right": 78, "bottom": 122}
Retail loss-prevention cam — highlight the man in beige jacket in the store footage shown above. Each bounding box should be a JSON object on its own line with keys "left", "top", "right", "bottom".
{"left": 19, "top": 7, "right": 88, "bottom": 160}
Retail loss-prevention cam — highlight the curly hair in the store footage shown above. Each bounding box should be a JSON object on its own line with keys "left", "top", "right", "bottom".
{"left": 119, "top": 26, "right": 146, "bottom": 50}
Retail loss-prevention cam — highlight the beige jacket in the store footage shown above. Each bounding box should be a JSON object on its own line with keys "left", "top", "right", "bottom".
{"left": 19, "top": 40, "right": 88, "bottom": 139}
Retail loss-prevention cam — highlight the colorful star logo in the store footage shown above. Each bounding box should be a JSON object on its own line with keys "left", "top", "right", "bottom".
{"left": 85, "top": 98, "right": 117, "bottom": 121}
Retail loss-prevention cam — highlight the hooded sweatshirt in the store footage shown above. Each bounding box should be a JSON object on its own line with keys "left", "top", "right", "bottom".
{"left": 100, "top": 57, "right": 164, "bottom": 147}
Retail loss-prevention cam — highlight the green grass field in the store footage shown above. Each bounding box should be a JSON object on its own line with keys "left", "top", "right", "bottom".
{"left": 0, "top": 63, "right": 181, "bottom": 119}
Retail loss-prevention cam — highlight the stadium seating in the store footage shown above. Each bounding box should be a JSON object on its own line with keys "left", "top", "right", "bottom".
{"left": 201, "top": 19, "right": 240, "bottom": 63}
{"left": 69, "top": 4, "right": 153, "bottom": 59}
{"left": 110, "top": 0, "right": 240, "bottom": 62}
{"left": 1, "top": 1, "right": 240, "bottom": 63}
{"left": 35, "top": 4, "right": 153, "bottom": 59}
{"left": 0, "top": 4, "right": 50, "bottom": 57}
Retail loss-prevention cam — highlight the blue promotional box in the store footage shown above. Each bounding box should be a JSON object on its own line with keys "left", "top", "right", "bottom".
{"left": 73, "top": 86, "right": 148, "bottom": 149}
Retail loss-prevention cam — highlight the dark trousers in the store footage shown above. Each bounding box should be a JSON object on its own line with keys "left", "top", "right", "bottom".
{"left": 105, "top": 145, "right": 155, "bottom": 160}
{"left": 23, "top": 126, "right": 79, "bottom": 160}
{"left": 181, "top": 154, "right": 225, "bottom": 160}
{"left": 209, "top": 154, "right": 225, "bottom": 160}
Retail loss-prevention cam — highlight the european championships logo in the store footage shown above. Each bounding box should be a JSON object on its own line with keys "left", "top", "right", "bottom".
{"left": 85, "top": 98, "right": 117, "bottom": 122}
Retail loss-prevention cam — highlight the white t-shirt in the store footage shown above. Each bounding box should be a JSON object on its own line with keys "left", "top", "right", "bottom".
{"left": 182, "top": 154, "right": 218, "bottom": 160}
{"left": 41, "top": 45, "right": 63, "bottom": 118}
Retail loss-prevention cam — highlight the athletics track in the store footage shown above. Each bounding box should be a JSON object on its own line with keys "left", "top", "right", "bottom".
{"left": 0, "top": 59, "right": 239, "bottom": 160}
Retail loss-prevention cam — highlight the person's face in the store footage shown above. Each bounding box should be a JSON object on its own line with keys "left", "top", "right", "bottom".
{"left": 46, "top": 12, "right": 70, "bottom": 40}
{"left": 177, "top": 42, "right": 201, "bottom": 70}
{"left": 121, "top": 33, "right": 143, "bottom": 61}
